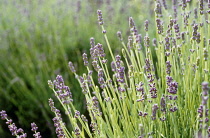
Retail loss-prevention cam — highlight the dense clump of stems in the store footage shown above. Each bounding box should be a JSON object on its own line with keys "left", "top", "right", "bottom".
{"left": 1, "top": 1, "right": 210, "bottom": 138}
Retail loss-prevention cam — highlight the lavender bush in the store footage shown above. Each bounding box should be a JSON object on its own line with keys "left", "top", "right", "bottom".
{"left": 1, "top": 0, "right": 210, "bottom": 137}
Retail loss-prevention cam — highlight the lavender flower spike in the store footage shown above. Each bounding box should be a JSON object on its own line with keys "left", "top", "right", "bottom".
{"left": 31, "top": 122, "right": 42, "bottom": 138}
{"left": 68, "top": 61, "right": 76, "bottom": 73}
{"left": 0, "top": 110, "right": 27, "bottom": 137}
{"left": 97, "top": 10, "right": 103, "bottom": 25}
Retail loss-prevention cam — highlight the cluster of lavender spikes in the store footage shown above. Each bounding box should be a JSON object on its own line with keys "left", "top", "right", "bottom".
{"left": 1, "top": 0, "right": 210, "bottom": 137}
{"left": 49, "top": 98, "right": 67, "bottom": 138}
{"left": 0, "top": 110, "right": 41, "bottom": 138}
{"left": 197, "top": 82, "right": 210, "bottom": 137}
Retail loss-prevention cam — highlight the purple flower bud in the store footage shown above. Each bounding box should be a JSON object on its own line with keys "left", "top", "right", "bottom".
{"left": 202, "top": 82, "right": 209, "bottom": 96}
{"left": 174, "top": 24, "right": 180, "bottom": 33}
{"left": 117, "top": 31, "right": 123, "bottom": 41}
{"left": 98, "top": 69, "right": 104, "bottom": 78}
{"left": 156, "top": 18, "right": 163, "bottom": 34}
{"left": 97, "top": 10, "right": 103, "bottom": 25}
{"left": 144, "top": 20, "right": 149, "bottom": 32}
{"left": 145, "top": 58, "right": 151, "bottom": 72}
{"left": 166, "top": 76, "right": 178, "bottom": 94}
{"left": 0, "top": 110, "right": 7, "bottom": 120}
{"left": 154, "top": 2, "right": 162, "bottom": 17}
{"left": 102, "top": 30, "right": 106, "bottom": 34}
{"left": 166, "top": 61, "right": 172, "bottom": 74}
{"left": 111, "top": 61, "right": 116, "bottom": 72}
{"left": 31, "top": 122, "right": 42, "bottom": 138}
{"left": 82, "top": 53, "right": 89, "bottom": 66}
{"left": 68, "top": 61, "right": 76, "bottom": 73}
{"left": 203, "top": 48, "right": 208, "bottom": 61}
{"left": 129, "top": 17, "right": 135, "bottom": 28}
{"left": 160, "top": 96, "right": 166, "bottom": 112}
{"left": 151, "top": 104, "right": 159, "bottom": 120}
{"left": 90, "top": 37, "right": 95, "bottom": 48}
{"left": 6, "top": 119, "right": 13, "bottom": 125}
{"left": 31, "top": 122, "right": 38, "bottom": 132}
{"left": 144, "top": 36, "right": 150, "bottom": 47}
{"left": 74, "top": 110, "right": 80, "bottom": 118}
{"left": 81, "top": 115, "right": 88, "bottom": 122}
{"left": 162, "top": 0, "right": 167, "bottom": 9}
{"left": 153, "top": 38, "right": 157, "bottom": 47}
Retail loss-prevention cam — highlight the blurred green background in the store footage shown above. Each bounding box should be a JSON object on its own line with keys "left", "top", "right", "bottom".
{"left": 0, "top": 0, "right": 154, "bottom": 137}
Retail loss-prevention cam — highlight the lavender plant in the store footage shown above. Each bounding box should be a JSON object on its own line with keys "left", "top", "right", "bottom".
{"left": 1, "top": 0, "right": 210, "bottom": 138}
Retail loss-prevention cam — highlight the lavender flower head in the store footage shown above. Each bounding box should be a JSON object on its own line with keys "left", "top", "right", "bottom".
{"left": 97, "top": 10, "right": 103, "bottom": 25}
{"left": 31, "top": 122, "right": 42, "bottom": 138}
{"left": 166, "top": 61, "right": 172, "bottom": 74}
{"left": 117, "top": 31, "right": 123, "bottom": 41}
{"left": 129, "top": 17, "right": 135, "bottom": 28}
{"left": 68, "top": 61, "right": 76, "bottom": 73}
{"left": 90, "top": 37, "right": 95, "bottom": 48}
{"left": 201, "top": 82, "right": 209, "bottom": 105}
{"left": 0, "top": 110, "right": 27, "bottom": 137}
{"left": 166, "top": 76, "right": 178, "bottom": 94}
{"left": 151, "top": 104, "right": 159, "bottom": 120}
{"left": 82, "top": 53, "right": 89, "bottom": 66}
{"left": 49, "top": 99, "right": 66, "bottom": 138}
{"left": 197, "top": 82, "right": 209, "bottom": 135}
{"left": 53, "top": 75, "right": 73, "bottom": 104}
{"left": 144, "top": 20, "right": 149, "bottom": 32}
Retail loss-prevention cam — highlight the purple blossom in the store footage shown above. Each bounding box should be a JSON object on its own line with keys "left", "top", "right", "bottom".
{"left": 116, "top": 66, "right": 125, "bottom": 83}
{"left": 162, "top": 0, "right": 167, "bottom": 9}
{"left": 68, "top": 61, "right": 76, "bottom": 73}
{"left": 31, "top": 122, "right": 38, "bottom": 132}
{"left": 74, "top": 127, "right": 80, "bottom": 136}
{"left": 97, "top": 10, "right": 103, "bottom": 25}
{"left": 166, "top": 78, "right": 178, "bottom": 94}
{"left": 127, "top": 36, "right": 133, "bottom": 50}
{"left": 74, "top": 110, "right": 80, "bottom": 118}
{"left": 166, "top": 61, "right": 172, "bottom": 74}
{"left": 144, "top": 58, "right": 151, "bottom": 72}
{"left": 129, "top": 17, "right": 135, "bottom": 28}
{"left": 181, "top": 0, "right": 187, "bottom": 10}
{"left": 203, "top": 48, "right": 208, "bottom": 61}
{"left": 153, "top": 38, "right": 157, "bottom": 47}
{"left": 0, "top": 110, "right": 27, "bottom": 137}
{"left": 111, "top": 61, "right": 116, "bottom": 72}
{"left": 138, "top": 111, "right": 148, "bottom": 117}
{"left": 98, "top": 68, "right": 104, "bottom": 78}
{"left": 81, "top": 115, "right": 88, "bottom": 122}
{"left": 49, "top": 99, "right": 66, "bottom": 138}
{"left": 144, "top": 20, "right": 149, "bottom": 32}
{"left": 154, "top": 2, "right": 162, "bottom": 17}
{"left": 31, "top": 122, "right": 42, "bottom": 138}
{"left": 151, "top": 104, "right": 159, "bottom": 120}
{"left": 91, "top": 61, "right": 98, "bottom": 71}
{"left": 164, "top": 36, "right": 170, "bottom": 50}
{"left": 160, "top": 96, "right": 166, "bottom": 112}
{"left": 52, "top": 117, "right": 65, "bottom": 138}
{"left": 117, "top": 31, "right": 123, "bottom": 41}
{"left": 156, "top": 18, "right": 163, "bottom": 34}
{"left": 53, "top": 75, "right": 73, "bottom": 104}
{"left": 136, "top": 82, "right": 145, "bottom": 95}
{"left": 82, "top": 53, "right": 89, "bottom": 66}
{"left": 90, "top": 37, "right": 95, "bottom": 48}
{"left": 174, "top": 24, "right": 180, "bottom": 33}
{"left": 149, "top": 82, "right": 157, "bottom": 98}
{"left": 144, "top": 36, "right": 150, "bottom": 47}
{"left": 0, "top": 110, "right": 7, "bottom": 120}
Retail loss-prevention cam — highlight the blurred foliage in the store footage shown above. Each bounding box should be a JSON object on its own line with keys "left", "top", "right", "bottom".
{"left": 0, "top": 0, "right": 155, "bottom": 137}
